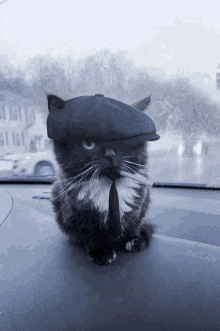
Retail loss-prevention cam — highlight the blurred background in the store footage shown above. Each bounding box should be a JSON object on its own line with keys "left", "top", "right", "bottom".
{"left": 0, "top": 0, "right": 220, "bottom": 187}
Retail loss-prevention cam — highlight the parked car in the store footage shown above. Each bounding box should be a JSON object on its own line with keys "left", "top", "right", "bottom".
{"left": 11, "top": 150, "right": 58, "bottom": 176}
{"left": 0, "top": 153, "right": 28, "bottom": 175}
{"left": 0, "top": 153, "right": 27, "bottom": 161}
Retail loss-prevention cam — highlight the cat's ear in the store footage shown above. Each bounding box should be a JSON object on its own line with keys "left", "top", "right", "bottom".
{"left": 46, "top": 93, "right": 65, "bottom": 113}
{"left": 132, "top": 96, "right": 151, "bottom": 112}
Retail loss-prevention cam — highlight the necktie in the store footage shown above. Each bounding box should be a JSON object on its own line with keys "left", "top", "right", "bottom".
{"left": 108, "top": 179, "right": 122, "bottom": 239}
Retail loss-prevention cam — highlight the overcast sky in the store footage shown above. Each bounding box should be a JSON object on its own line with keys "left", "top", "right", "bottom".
{"left": 1, "top": 0, "right": 220, "bottom": 101}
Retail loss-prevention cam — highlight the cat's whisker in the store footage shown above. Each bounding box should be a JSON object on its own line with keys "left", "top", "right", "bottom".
{"left": 66, "top": 166, "right": 98, "bottom": 193}
{"left": 121, "top": 155, "right": 140, "bottom": 161}
{"left": 123, "top": 160, "right": 163, "bottom": 184}
{"left": 122, "top": 158, "right": 162, "bottom": 187}
{"left": 56, "top": 161, "right": 100, "bottom": 185}
{"left": 59, "top": 165, "right": 99, "bottom": 195}
{"left": 96, "top": 168, "right": 101, "bottom": 191}
{"left": 57, "top": 164, "right": 98, "bottom": 185}
{"left": 57, "top": 172, "right": 86, "bottom": 185}
{"left": 123, "top": 162, "right": 140, "bottom": 175}
{"left": 126, "top": 164, "right": 158, "bottom": 184}
{"left": 124, "top": 160, "right": 146, "bottom": 168}
{"left": 58, "top": 163, "right": 71, "bottom": 176}
{"left": 121, "top": 163, "right": 155, "bottom": 187}
{"left": 76, "top": 160, "right": 100, "bottom": 172}
{"left": 138, "top": 168, "right": 164, "bottom": 186}
{"left": 121, "top": 154, "right": 147, "bottom": 160}
{"left": 121, "top": 164, "right": 130, "bottom": 174}
{"left": 121, "top": 163, "right": 146, "bottom": 184}
{"left": 92, "top": 167, "right": 100, "bottom": 192}
{"left": 122, "top": 163, "right": 134, "bottom": 174}
{"left": 120, "top": 170, "right": 152, "bottom": 186}
{"left": 89, "top": 168, "right": 99, "bottom": 192}
{"left": 123, "top": 164, "right": 142, "bottom": 178}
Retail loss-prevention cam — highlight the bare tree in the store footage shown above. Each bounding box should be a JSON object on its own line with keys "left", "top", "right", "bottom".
{"left": 75, "top": 55, "right": 105, "bottom": 96}
{"left": 24, "top": 53, "right": 220, "bottom": 138}
{"left": 27, "top": 56, "right": 75, "bottom": 116}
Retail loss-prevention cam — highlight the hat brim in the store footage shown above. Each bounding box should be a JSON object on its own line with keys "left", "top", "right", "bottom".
{"left": 121, "top": 132, "right": 160, "bottom": 145}
{"left": 98, "top": 132, "right": 160, "bottom": 148}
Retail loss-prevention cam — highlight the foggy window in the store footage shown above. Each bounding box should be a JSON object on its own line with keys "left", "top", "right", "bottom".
{"left": 5, "top": 131, "right": 9, "bottom": 146}
{"left": 0, "top": 132, "right": 5, "bottom": 147}
{"left": 16, "top": 133, "right": 21, "bottom": 146}
{"left": 0, "top": 106, "right": 6, "bottom": 121}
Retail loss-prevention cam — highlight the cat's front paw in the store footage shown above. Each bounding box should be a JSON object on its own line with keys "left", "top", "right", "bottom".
{"left": 125, "top": 238, "right": 148, "bottom": 253}
{"left": 125, "top": 223, "right": 155, "bottom": 253}
{"left": 89, "top": 247, "right": 117, "bottom": 266}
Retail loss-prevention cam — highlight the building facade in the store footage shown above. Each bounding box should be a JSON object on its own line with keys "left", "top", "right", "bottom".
{"left": 0, "top": 90, "right": 51, "bottom": 157}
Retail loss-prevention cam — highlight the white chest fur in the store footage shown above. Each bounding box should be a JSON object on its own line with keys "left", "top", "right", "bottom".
{"left": 77, "top": 176, "right": 140, "bottom": 219}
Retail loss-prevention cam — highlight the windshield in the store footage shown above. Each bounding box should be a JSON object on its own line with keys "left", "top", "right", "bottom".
{"left": 0, "top": 1, "right": 219, "bottom": 188}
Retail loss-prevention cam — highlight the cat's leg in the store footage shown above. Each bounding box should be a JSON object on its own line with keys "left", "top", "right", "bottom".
{"left": 125, "top": 223, "right": 156, "bottom": 253}
{"left": 89, "top": 245, "right": 117, "bottom": 266}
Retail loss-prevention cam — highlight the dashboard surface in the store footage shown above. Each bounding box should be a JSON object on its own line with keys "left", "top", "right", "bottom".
{"left": 1, "top": 184, "right": 220, "bottom": 331}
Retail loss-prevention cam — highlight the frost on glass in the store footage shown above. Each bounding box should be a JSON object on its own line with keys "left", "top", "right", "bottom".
{"left": 0, "top": 53, "right": 219, "bottom": 188}
{"left": 148, "top": 98, "right": 220, "bottom": 188}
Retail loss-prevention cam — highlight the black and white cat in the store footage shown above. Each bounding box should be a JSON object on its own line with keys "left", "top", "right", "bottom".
{"left": 49, "top": 95, "right": 156, "bottom": 266}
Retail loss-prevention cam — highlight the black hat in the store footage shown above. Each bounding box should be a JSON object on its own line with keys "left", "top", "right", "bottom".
{"left": 46, "top": 93, "right": 160, "bottom": 146}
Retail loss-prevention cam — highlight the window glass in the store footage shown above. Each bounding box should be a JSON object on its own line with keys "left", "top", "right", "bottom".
{"left": 0, "top": 6, "right": 219, "bottom": 188}
{"left": 5, "top": 131, "right": 9, "bottom": 146}
{"left": 0, "top": 132, "right": 5, "bottom": 147}
{"left": 12, "top": 132, "right": 15, "bottom": 146}
{"left": 16, "top": 133, "right": 21, "bottom": 146}
{"left": 0, "top": 106, "right": 6, "bottom": 121}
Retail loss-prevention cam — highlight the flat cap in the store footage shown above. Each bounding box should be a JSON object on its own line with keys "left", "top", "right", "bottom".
{"left": 46, "top": 93, "right": 160, "bottom": 146}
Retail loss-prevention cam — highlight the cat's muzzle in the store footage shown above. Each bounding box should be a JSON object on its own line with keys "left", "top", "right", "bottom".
{"left": 100, "top": 166, "right": 121, "bottom": 181}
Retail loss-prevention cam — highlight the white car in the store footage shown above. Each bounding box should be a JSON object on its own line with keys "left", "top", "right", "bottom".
{"left": 11, "top": 150, "right": 58, "bottom": 176}
{"left": 0, "top": 153, "right": 28, "bottom": 161}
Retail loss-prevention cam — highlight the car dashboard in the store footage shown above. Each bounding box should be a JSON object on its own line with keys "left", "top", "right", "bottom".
{"left": 0, "top": 183, "right": 220, "bottom": 331}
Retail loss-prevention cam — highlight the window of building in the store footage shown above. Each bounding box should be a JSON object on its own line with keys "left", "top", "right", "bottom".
{"left": 31, "top": 109, "right": 35, "bottom": 123}
{"left": 0, "top": 105, "right": 6, "bottom": 121}
{"left": 8, "top": 106, "right": 22, "bottom": 121}
{"left": 25, "top": 108, "right": 28, "bottom": 123}
{"left": 0, "top": 132, "right": 5, "bottom": 147}
{"left": 18, "top": 107, "right": 22, "bottom": 121}
{"left": 11, "top": 106, "right": 19, "bottom": 121}
{"left": 0, "top": 107, "right": 3, "bottom": 121}
{"left": 25, "top": 107, "right": 36, "bottom": 124}
{"left": 5, "top": 131, "right": 9, "bottom": 146}
{"left": 9, "top": 106, "right": 12, "bottom": 121}
{"left": 21, "top": 132, "right": 25, "bottom": 146}
{"left": 12, "top": 132, "right": 15, "bottom": 146}
{"left": 4, "top": 105, "right": 9, "bottom": 120}
{"left": 0, "top": 95, "right": 6, "bottom": 101}
{"left": 16, "top": 133, "right": 21, "bottom": 146}
{"left": 45, "top": 138, "right": 53, "bottom": 149}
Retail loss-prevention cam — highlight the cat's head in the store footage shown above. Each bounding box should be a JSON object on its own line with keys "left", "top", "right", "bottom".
{"left": 46, "top": 94, "right": 156, "bottom": 187}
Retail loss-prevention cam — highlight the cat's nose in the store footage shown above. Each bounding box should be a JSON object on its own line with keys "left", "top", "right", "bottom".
{"left": 105, "top": 148, "right": 116, "bottom": 158}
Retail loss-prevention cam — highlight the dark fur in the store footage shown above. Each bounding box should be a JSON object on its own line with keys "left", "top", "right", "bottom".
{"left": 50, "top": 101, "right": 156, "bottom": 266}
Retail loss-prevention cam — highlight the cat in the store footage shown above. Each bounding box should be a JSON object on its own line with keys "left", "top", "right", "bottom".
{"left": 49, "top": 95, "right": 157, "bottom": 266}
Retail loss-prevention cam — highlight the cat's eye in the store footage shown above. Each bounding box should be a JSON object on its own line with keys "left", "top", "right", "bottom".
{"left": 82, "top": 141, "right": 96, "bottom": 150}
